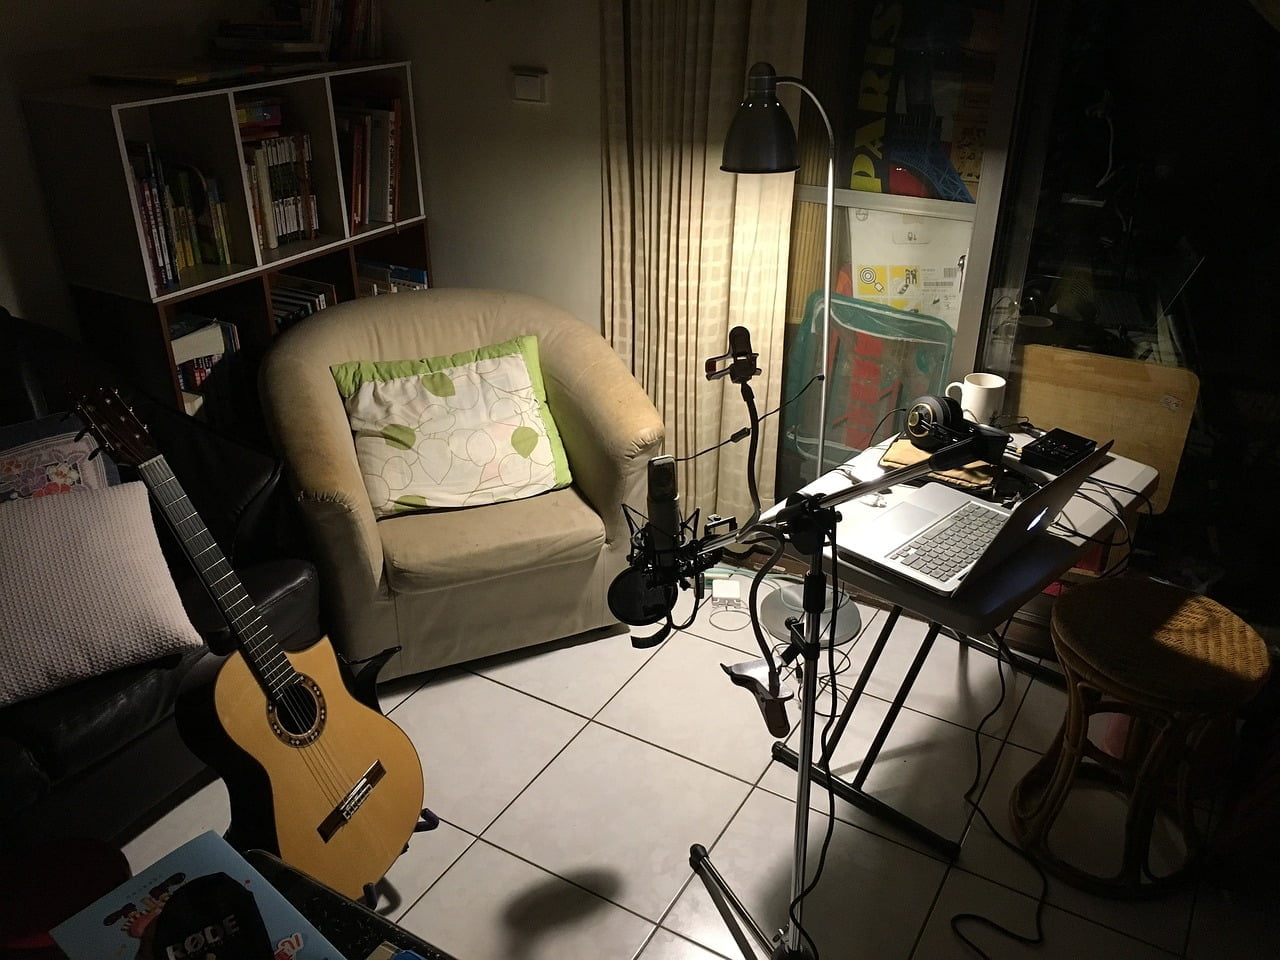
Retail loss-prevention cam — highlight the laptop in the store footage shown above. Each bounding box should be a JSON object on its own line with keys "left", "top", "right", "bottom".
{"left": 839, "top": 440, "right": 1114, "bottom": 595}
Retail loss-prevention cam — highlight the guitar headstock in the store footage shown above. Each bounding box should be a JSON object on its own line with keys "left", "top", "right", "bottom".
{"left": 72, "top": 384, "right": 158, "bottom": 467}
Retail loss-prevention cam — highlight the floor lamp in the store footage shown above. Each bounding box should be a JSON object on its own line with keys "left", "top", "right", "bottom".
{"left": 721, "top": 63, "right": 856, "bottom": 648}
{"left": 693, "top": 61, "right": 841, "bottom": 960}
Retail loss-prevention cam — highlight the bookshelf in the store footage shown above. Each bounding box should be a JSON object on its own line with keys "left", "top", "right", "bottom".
{"left": 24, "top": 61, "right": 429, "bottom": 410}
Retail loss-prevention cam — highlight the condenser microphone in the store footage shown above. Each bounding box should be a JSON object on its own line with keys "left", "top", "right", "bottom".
{"left": 647, "top": 455, "right": 681, "bottom": 579}
{"left": 606, "top": 456, "right": 683, "bottom": 629}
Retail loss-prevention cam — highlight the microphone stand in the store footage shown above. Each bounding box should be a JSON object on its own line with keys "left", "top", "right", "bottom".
{"left": 686, "top": 429, "right": 1006, "bottom": 960}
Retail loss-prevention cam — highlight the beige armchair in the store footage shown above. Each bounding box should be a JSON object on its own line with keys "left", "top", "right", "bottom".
{"left": 259, "top": 289, "right": 664, "bottom": 679}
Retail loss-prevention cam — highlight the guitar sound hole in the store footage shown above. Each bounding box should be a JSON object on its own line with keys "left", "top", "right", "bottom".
{"left": 267, "top": 675, "right": 327, "bottom": 746}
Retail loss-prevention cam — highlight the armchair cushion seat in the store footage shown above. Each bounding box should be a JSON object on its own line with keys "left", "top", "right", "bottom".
{"left": 381, "top": 487, "right": 605, "bottom": 594}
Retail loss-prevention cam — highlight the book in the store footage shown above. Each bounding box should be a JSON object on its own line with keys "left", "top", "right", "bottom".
{"left": 169, "top": 313, "right": 238, "bottom": 365}
{"left": 212, "top": 35, "right": 329, "bottom": 60}
{"left": 50, "top": 831, "right": 344, "bottom": 959}
{"left": 356, "top": 258, "right": 428, "bottom": 288}
{"left": 237, "top": 97, "right": 283, "bottom": 127}
{"left": 252, "top": 145, "right": 280, "bottom": 249}
{"left": 363, "top": 106, "right": 394, "bottom": 223}
{"left": 275, "top": 272, "right": 337, "bottom": 308}
{"left": 92, "top": 62, "right": 267, "bottom": 88}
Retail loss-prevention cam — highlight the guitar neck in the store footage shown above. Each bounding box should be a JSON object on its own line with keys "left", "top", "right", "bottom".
{"left": 137, "top": 455, "right": 298, "bottom": 697}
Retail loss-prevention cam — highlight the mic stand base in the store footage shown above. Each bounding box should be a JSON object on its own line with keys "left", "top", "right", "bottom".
{"left": 688, "top": 509, "right": 834, "bottom": 960}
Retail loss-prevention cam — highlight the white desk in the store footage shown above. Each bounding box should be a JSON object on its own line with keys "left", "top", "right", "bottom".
{"left": 764, "top": 435, "right": 1158, "bottom": 858}
{"left": 767, "top": 434, "right": 1158, "bottom": 635}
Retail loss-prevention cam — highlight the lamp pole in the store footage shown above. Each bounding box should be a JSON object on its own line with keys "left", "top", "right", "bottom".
{"left": 781, "top": 78, "right": 836, "bottom": 477}
{"left": 717, "top": 61, "right": 839, "bottom": 960}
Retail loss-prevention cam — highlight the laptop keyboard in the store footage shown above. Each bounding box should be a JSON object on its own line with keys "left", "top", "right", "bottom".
{"left": 888, "top": 500, "right": 1006, "bottom": 581}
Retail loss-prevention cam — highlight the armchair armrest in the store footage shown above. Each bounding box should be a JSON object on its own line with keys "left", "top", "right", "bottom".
{"left": 258, "top": 349, "right": 384, "bottom": 594}
{"left": 540, "top": 334, "right": 664, "bottom": 544}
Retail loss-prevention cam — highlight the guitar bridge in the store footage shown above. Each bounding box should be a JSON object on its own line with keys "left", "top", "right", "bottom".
{"left": 317, "top": 760, "right": 385, "bottom": 842}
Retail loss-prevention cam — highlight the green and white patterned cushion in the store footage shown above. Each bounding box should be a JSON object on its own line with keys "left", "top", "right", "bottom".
{"left": 332, "top": 335, "right": 572, "bottom": 516}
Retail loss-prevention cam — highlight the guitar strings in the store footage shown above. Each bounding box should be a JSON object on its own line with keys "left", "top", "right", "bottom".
{"left": 146, "top": 464, "right": 352, "bottom": 807}
{"left": 170, "top": 490, "right": 348, "bottom": 805}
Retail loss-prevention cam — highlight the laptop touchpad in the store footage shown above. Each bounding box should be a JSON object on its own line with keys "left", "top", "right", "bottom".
{"left": 874, "top": 501, "right": 942, "bottom": 544}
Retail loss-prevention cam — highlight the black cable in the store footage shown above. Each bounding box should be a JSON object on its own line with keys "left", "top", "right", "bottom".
{"left": 949, "top": 626, "right": 1051, "bottom": 959}
{"left": 1090, "top": 476, "right": 1154, "bottom": 515}
{"left": 745, "top": 528, "right": 788, "bottom": 679}
{"left": 867, "top": 405, "right": 907, "bottom": 449}
{"left": 675, "top": 374, "right": 821, "bottom": 464}
{"left": 785, "top": 528, "right": 844, "bottom": 960}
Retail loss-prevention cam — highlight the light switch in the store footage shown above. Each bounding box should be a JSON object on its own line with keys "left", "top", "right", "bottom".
{"left": 512, "top": 66, "right": 548, "bottom": 103}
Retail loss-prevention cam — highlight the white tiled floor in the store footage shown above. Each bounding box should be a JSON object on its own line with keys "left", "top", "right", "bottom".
{"left": 124, "top": 573, "right": 1272, "bottom": 959}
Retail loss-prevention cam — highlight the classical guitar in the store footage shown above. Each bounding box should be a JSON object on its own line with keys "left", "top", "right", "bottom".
{"left": 74, "top": 386, "right": 426, "bottom": 900}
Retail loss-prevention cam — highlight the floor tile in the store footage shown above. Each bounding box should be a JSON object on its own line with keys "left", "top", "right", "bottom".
{"left": 121, "top": 778, "right": 230, "bottom": 872}
{"left": 757, "top": 694, "right": 998, "bottom": 858}
{"left": 390, "top": 670, "right": 587, "bottom": 834}
{"left": 378, "top": 672, "right": 433, "bottom": 715}
{"left": 399, "top": 839, "right": 654, "bottom": 960}
{"left": 471, "top": 624, "right": 654, "bottom": 717}
{"left": 1004, "top": 676, "right": 1066, "bottom": 752}
{"left": 484, "top": 722, "right": 752, "bottom": 922}
{"left": 663, "top": 788, "right": 947, "bottom": 959}
{"left": 596, "top": 631, "right": 793, "bottom": 783}
{"left": 636, "top": 927, "right": 733, "bottom": 960}
{"left": 1006, "top": 675, "right": 1138, "bottom": 756}
{"left": 379, "top": 819, "right": 477, "bottom": 921}
{"left": 1187, "top": 882, "right": 1280, "bottom": 959}
{"left": 958, "top": 742, "right": 1194, "bottom": 954}
{"left": 842, "top": 613, "right": 1032, "bottom": 738}
{"left": 912, "top": 868, "right": 1180, "bottom": 959}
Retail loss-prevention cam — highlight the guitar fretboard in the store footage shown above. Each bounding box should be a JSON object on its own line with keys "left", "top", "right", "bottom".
{"left": 139, "top": 456, "right": 298, "bottom": 699}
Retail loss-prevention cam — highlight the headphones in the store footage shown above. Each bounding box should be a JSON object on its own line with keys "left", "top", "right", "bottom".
{"left": 904, "top": 394, "right": 968, "bottom": 451}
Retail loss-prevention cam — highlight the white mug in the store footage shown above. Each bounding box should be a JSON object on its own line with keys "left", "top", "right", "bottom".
{"left": 946, "top": 372, "right": 1006, "bottom": 424}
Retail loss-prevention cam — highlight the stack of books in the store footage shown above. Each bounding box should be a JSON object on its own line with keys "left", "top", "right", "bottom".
{"left": 125, "top": 142, "right": 233, "bottom": 293}
{"left": 356, "top": 258, "right": 428, "bottom": 297}
{"left": 270, "top": 272, "right": 337, "bottom": 329}
{"left": 239, "top": 97, "right": 319, "bottom": 252}
{"left": 221, "top": 1, "right": 385, "bottom": 64}
{"left": 169, "top": 313, "right": 239, "bottom": 414}
{"left": 306, "top": 0, "right": 384, "bottom": 62}
{"left": 335, "top": 92, "right": 402, "bottom": 231}
{"left": 212, "top": 18, "right": 329, "bottom": 61}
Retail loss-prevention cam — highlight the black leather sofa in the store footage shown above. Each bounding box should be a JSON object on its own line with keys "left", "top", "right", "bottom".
{"left": 0, "top": 307, "right": 322, "bottom": 852}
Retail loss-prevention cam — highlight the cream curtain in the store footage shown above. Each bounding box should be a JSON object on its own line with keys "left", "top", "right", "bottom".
{"left": 602, "top": 1, "right": 805, "bottom": 525}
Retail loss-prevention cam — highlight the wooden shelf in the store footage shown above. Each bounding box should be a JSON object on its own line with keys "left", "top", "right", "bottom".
{"left": 25, "top": 60, "right": 430, "bottom": 411}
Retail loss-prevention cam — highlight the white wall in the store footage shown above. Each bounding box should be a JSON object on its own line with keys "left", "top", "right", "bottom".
{"left": 0, "top": 2, "right": 601, "bottom": 335}
{"left": 383, "top": 0, "right": 603, "bottom": 329}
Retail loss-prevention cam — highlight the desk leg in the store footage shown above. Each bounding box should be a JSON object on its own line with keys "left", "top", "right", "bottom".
{"left": 946, "top": 629, "right": 1065, "bottom": 689}
{"left": 773, "top": 615, "right": 961, "bottom": 861}
{"left": 852, "top": 621, "right": 941, "bottom": 790}
{"left": 818, "top": 605, "right": 902, "bottom": 766}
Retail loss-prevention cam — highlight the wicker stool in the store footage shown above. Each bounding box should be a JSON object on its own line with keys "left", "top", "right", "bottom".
{"left": 1009, "top": 578, "right": 1270, "bottom": 897}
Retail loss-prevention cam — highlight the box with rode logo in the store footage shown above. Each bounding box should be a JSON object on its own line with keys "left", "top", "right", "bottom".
{"left": 51, "top": 831, "right": 343, "bottom": 960}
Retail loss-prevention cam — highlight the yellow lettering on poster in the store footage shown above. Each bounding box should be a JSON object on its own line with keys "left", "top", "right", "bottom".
{"left": 854, "top": 118, "right": 886, "bottom": 159}
{"left": 858, "top": 68, "right": 890, "bottom": 112}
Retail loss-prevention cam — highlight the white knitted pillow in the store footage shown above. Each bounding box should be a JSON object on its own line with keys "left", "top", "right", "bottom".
{"left": 0, "top": 481, "right": 202, "bottom": 706}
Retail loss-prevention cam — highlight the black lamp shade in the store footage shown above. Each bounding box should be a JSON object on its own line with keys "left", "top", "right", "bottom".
{"left": 721, "top": 62, "right": 799, "bottom": 174}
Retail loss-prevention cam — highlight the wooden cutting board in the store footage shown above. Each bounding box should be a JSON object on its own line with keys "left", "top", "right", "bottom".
{"left": 1007, "top": 345, "right": 1199, "bottom": 513}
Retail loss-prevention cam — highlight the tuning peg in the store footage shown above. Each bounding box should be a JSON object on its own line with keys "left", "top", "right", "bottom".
{"left": 75, "top": 427, "right": 90, "bottom": 442}
{"left": 88, "top": 447, "right": 103, "bottom": 460}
